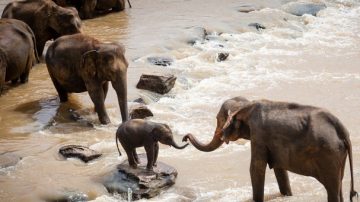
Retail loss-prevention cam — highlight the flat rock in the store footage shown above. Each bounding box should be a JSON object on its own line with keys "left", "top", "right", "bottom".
{"left": 282, "top": 1, "right": 326, "bottom": 16}
{"left": 130, "top": 105, "right": 153, "bottom": 119}
{"left": 101, "top": 154, "right": 177, "bottom": 200}
{"left": 59, "top": 145, "right": 102, "bottom": 163}
{"left": 0, "top": 153, "right": 21, "bottom": 168}
{"left": 217, "top": 53, "right": 229, "bottom": 62}
{"left": 237, "top": 5, "right": 260, "bottom": 13}
{"left": 147, "top": 57, "right": 173, "bottom": 66}
{"left": 136, "top": 74, "right": 177, "bottom": 94}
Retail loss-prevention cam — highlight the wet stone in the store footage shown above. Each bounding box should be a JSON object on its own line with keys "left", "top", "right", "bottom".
{"left": 136, "top": 74, "right": 177, "bottom": 94}
{"left": 130, "top": 105, "right": 154, "bottom": 119}
{"left": 102, "top": 154, "right": 177, "bottom": 200}
{"left": 186, "top": 27, "right": 208, "bottom": 45}
{"left": 59, "top": 145, "right": 102, "bottom": 163}
{"left": 282, "top": 1, "right": 326, "bottom": 16}
{"left": 248, "top": 23, "right": 266, "bottom": 30}
{"left": 237, "top": 5, "right": 259, "bottom": 13}
{"left": 0, "top": 153, "right": 21, "bottom": 169}
{"left": 44, "top": 192, "right": 88, "bottom": 202}
{"left": 133, "top": 98, "right": 146, "bottom": 104}
{"left": 217, "top": 53, "right": 229, "bottom": 62}
{"left": 147, "top": 57, "right": 173, "bottom": 66}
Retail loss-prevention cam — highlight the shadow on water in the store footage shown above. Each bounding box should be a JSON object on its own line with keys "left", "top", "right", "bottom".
{"left": 12, "top": 96, "right": 95, "bottom": 134}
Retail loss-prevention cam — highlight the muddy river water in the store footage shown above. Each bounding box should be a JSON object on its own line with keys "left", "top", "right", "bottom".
{"left": 0, "top": 0, "right": 359, "bottom": 201}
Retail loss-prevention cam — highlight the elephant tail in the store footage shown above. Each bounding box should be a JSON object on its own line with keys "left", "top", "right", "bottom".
{"left": 127, "top": 0, "right": 132, "bottom": 8}
{"left": 330, "top": 114, "right": 358, "bottom": 201}
{"left": 115, "top": 133, "right": 122, "bottom": 156}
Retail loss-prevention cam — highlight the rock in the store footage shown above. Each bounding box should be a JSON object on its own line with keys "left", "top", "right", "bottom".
{"left": 101, "top": 154, "right": 177, "bottom": 200}
{"left": 0, "top": 153, "right": 21, "bottom": 168}
{"left": 217, "top": 53, "right": 229, "bottom": 62}
{"left": 248, "top": 23, "right": 266, "bottom": 30}
{"left": 282, "top": 1, "right": 326, "bottom": 16}
{"left": 133, "top": 98, "right": 145, "bottom": 104}
{"left": 186, "top": 27, "right": 208, "bottom": 45}
{"left": 136, "top": 74, "right": 177, "bottom": 94}
{"left": 237, "top": 5, "right": 259, "bottom": 13}
{"left": 130, "top": 105, "right": 154, "bottom": 119}
{"left": 59, "top": 145, "right": 102, "bottom": 163}
{"left": 147, "top": 57, "right": 173, "bottom": 66}
{"left": 43, "top": 191, "right": 88, "bottom": 202}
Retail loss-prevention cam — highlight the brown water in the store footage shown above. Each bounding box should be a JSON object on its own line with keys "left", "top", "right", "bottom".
{"left": 0, "top": 0, "right": 360, "bottom": 201}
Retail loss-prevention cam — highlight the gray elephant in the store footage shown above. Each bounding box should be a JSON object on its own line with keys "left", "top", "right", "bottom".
{"left": 219, "top": 99, "right": 357, "bottom": 202}
{"left": 0, "top": 19, "right": 39, "bottom": 95}
{"left": 2, "top": 0, "right": 82, "bottom": 56}
{"left": 52, "top": 0, "right": 131, "bottom": 19}
{"left": 45, "top": 33, "right": 128, "bottom": 124}
{"left": 116, "top": 119, "right": 189, "bottom": 170}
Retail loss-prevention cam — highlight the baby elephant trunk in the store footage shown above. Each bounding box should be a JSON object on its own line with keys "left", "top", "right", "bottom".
{"left": 170, "top": 140, "right": 189, "bottom": 149}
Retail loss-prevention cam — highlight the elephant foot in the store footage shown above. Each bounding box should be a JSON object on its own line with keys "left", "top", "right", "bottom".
{"left": 11, "top": 78, "right": 19, "bottom": 84}
{"left": 99, "top": 116, "right": 111, "bottom": 125}
{"left": 153, "top": 162, "right": 157, "bottom": 167}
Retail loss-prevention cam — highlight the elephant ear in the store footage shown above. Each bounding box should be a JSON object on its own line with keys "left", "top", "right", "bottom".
{"left": 222, "top": 102, "right": 258, "bottom": 130}
{"left": 150, "top": 126, "right": 162, "bottom": 141}
{"left": 80, "top": 50, "right": 98, "bottom": 78}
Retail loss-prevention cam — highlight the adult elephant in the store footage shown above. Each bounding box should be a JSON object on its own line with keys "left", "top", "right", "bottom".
{"left": 2, "top": 0, "right": 82, "bottom": 57}
{"left": 219, "top": 99, "right": 357, "bottom": 202}
{"left": 45, "top": 33, "right": 128, "bottom": 124}
{"left": 0, "top": 19, "right": 39, "bottom": 95}
{"left": 182, "top": 96, "right": 250, "bottom": 151}
{"left": 52, "top": 0, "right": 131, "bottom": 19}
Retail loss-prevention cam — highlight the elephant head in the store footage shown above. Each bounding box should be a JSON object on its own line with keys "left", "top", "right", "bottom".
{"left": 182, "top": 96, "right": 250, "bottom": 151}
{"left": 47, "top": 5, "right": 82, "bottom": 39}
{"left": 152, "top": 124, "right": 189, "bottom": 149}
{"left": 81, "top": 43, "right": 129, "bottom": 122}
{"left": 221, "top": 102, "right": 259, "bottom": 144}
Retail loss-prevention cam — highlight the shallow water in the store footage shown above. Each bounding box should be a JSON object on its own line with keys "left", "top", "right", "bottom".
{"left": 0, "top": 0, "right": 360, "bottom": 201}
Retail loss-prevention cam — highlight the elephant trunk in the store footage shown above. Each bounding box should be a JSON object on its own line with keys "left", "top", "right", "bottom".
{"left": 184, "top": 130, "right": 224, "bottom": 152}
{"left": 170, "top": 139, "right": 189, "bottom": 149}
{"left": 112, "top": 74, "right": 129, "bottom": 122}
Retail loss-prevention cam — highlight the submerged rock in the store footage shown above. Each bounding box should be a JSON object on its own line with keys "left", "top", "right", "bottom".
{"left": 102, "top": 154, "right": 177, "bottom": 200}
{"left": 217, "top": 53, "right": 229, "bottom": 62}
{"left": 186, "top": 27, "right": 208, "bottom": 45}
{"left": 248, "top": 23, "right": 266, "bottom": 30}
{"left": 44, "top": 191, "right": 88, "bottom": 202}
{"left": 0, "top": 153, "right": 21, "bottom": 168}
{"left": 59, "top": 145, "right": 102, "bottom": 163}
{"left": 130, "top": 105, "right": 154, "bottom": 119}
{"left": 237, "top": 4, "right": 260, "bottom": 13}
{"left": 282, "top": 1, "right": 326, "bottom": 16}
{"left": 136, "top": 74, "right": 177, "bottom": 94}
{"left": 147, "top": 57, "right": 173, "bottom": 66}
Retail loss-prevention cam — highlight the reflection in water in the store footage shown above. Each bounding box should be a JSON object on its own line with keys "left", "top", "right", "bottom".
{"left": 0, "top": 0, "right": 360, "bottom": 201}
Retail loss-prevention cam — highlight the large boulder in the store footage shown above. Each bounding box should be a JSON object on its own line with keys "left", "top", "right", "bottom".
{"left": 101, "top": 154, "right": 177, "bottom": 200}
{"left": 59, "top": 145, "right": 102, "bottom": 163}
{"left": 136, "top": 74, "right": 177, "bottom": 94}
{"left": 282, "top": 1, "right": 326, "bottom": 16}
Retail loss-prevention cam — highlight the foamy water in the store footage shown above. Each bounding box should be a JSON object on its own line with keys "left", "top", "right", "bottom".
{"left": 0, "top": 0, "right": 360, "bottom": 201}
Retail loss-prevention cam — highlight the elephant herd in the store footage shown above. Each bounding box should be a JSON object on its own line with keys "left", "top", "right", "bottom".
{"left": 0, "top": 0, "right": 358, "bottom": 202}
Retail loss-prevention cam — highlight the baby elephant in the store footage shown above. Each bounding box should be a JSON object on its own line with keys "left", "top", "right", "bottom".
{"left": 116, "top": 119, "right": 189, "bottom": 170}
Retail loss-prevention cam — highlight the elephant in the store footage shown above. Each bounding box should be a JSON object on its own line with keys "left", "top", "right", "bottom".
{"left": 116, "top": 119, "right": 189, "bottom": 170}
{"left": 2, "top": 0, "right": 82, "bottom": 57}
{"left": 182, "top": 96, "right": 250, "bottom": 151}
{"left": 45, "top": 33, "right": 128, "bottom": 124}
{"left": 0, "top": 19, "right": 39, "bottom": 95}
{"left": 52, "top": 0, "right": 132, "bottom": 19}
{"left": 218, "top": 99, "right": 358, "bottom": 202}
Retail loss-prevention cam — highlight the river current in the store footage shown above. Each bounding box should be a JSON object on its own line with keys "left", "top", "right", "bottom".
{"left": 0, "top": 0, "right": 359, "bottom": 201}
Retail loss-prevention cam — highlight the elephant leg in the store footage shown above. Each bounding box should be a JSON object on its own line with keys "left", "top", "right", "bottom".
{"left": 274, "top": 168, "right": 292, "bottom": 196}
{"left": 250, "top": 145, "right": 268, "bottom": 202}
{"left": 11, "top": 78, "right": 19, "bottom": 84}
{"left": 87, "top": 83, "right": 110, "bottom": 124}
{"left": 317, "top": 167, "right": 341, "bottom": 202}
{"left": 113, "top": 0, "right": 125, "bottom": 11}
{"left": 20, "top": 54, "right": 32, "bottom": 84}
{"left": 0, "top": 67, "right": 5, "bottom": 95}
{"left": 50, "top": 75, "right": 68, "bottom": 102}
{"left": 103, "top": 82, "right": 109, "bottom": 101}
{"left": 125, "top": 147, "right": 137, "bottom": 168}
{"left": 144, "top": 145, "right": 154, "bottom": 170}
{"left": 153, "top": 143, "right": 159, "bottom": 167}
{"left": 132, "top": 149, "right": 139, "bottom": 164}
